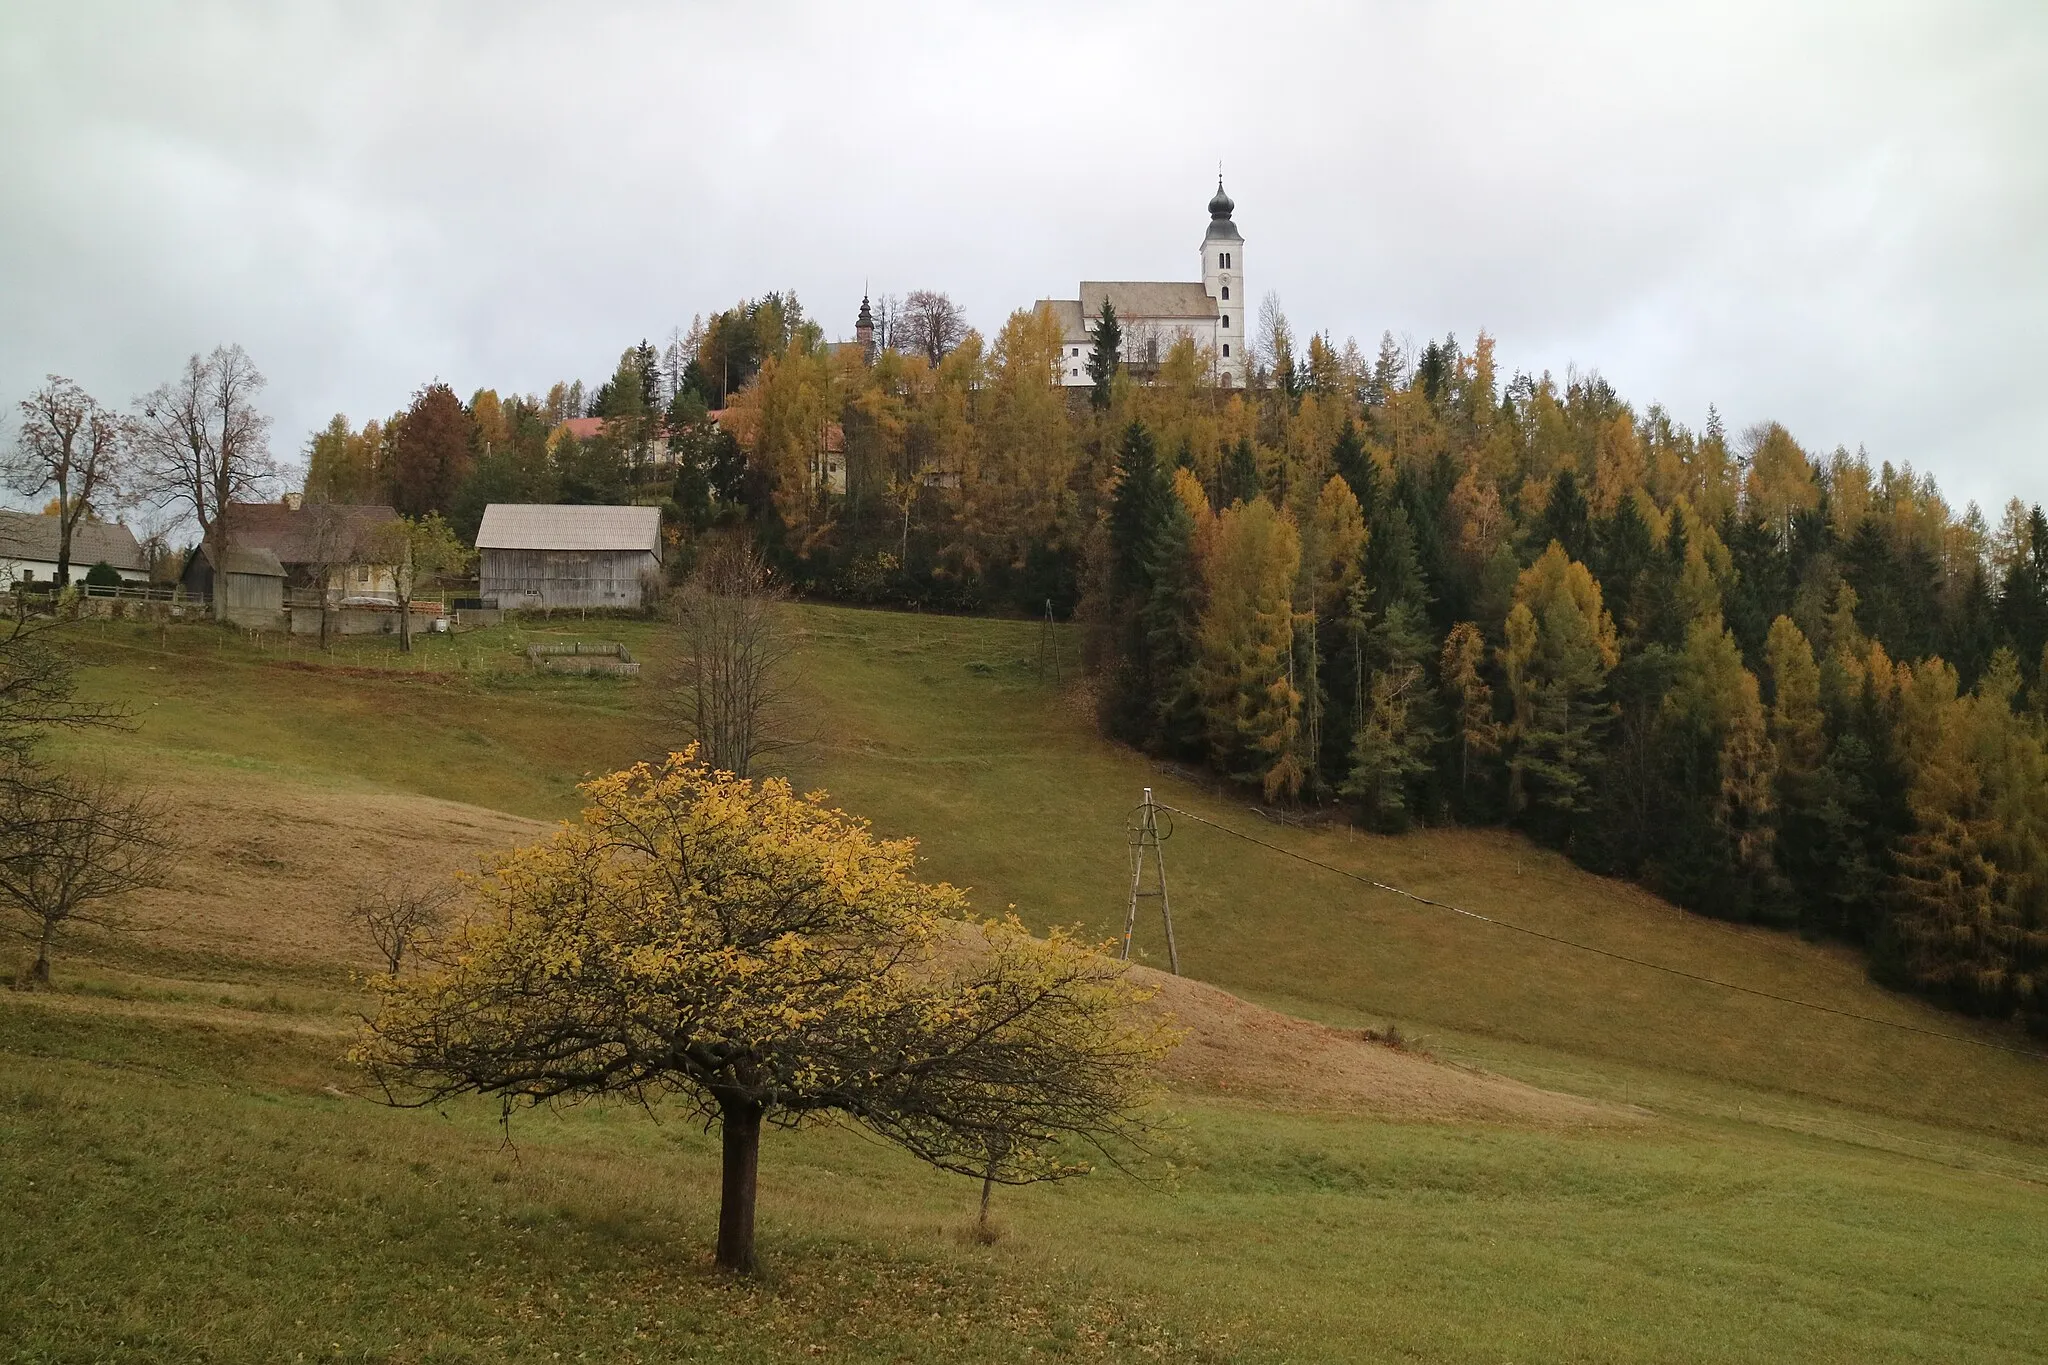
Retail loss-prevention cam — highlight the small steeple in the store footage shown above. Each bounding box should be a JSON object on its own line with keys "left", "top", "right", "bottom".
{"left": 1208, "top": 176, "right": 1234, "bottom": 220}
{"left": 855, "top": 292, "right": 877, "bottom": 365}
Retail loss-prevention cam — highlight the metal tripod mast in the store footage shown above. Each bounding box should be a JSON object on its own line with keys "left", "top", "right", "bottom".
{"left": 1037, "top": 597, "right": 1060, "bottom": 684}
{"left": 1121, "top": 787, "right": 1180, "bottom": 975}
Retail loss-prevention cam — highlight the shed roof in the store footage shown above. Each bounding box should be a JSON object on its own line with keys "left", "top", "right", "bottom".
{"left": 0, "top": 510, "right": 147, "bottom": 572}
{"left": 197, "top": 543, "right": 286, "bottom": 578}
{"left": 475, "top": 504, "right": 663, "bottom": 553}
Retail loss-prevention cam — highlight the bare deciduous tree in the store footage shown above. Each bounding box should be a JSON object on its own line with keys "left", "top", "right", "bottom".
{"left": 5, "top": 377, "right": 132, "bottom": 587}
{"left": 129, "top": 345, "right": 277, "bottom": 622}
{"left": 296, "top": 501, "right": 359, "bottom": 651}
{"left": 0, "top": 621, "right": 123, "bottom": 768}
{"left": 354, "top": 880, "right": 455, "bottom": 976}
{"left": 897, "top": 290, "right": 970, "bottom": 368}
{"left": 0, "top": 769, "right": 171, "bottom": 985}
{"left": 665, "top": 539, "right": 801, "bottom": 778}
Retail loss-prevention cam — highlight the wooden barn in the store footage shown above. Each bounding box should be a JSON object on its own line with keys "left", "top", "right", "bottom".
{"left": 475, "top": 504, "right": 663, "bottom": 610}
{"left": 180, "top": 544, "right": 287, "bottom": 626}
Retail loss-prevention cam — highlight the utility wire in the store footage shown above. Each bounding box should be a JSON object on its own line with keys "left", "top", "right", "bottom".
{"left": 1155, "top": 802, "right": 2048, "bottom": 1063}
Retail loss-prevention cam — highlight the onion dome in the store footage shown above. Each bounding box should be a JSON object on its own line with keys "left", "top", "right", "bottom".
{"left": 1204, "top": 176, "right": 1242, "bottom": 243}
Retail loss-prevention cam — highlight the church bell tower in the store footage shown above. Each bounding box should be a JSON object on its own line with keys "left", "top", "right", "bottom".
{"left": 1201, "top": 178, "right": 1246, "bottom": 387}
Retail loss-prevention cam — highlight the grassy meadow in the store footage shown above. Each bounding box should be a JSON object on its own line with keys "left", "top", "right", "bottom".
{"left": 3, "top": 604, "right": 2046, "bottom": 1362}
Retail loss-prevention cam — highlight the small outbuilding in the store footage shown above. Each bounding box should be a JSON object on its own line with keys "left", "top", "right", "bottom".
{"left": 180, "top": 544, "right": 287, "bottom": 627}
{"left": 475, "top": 504, "right": 663, "bottom": 611}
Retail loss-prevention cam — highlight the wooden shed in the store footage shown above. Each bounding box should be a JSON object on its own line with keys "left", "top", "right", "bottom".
{"left": 181, "top": 543, "right": 287, "bottom": 627}
{"left": 475, "top": 504, "right": 663, "bottom": 611}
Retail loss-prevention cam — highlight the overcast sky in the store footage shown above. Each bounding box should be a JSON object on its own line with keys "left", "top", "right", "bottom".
{"left": 2, "top": 1, "right": 2042, "bottom": 514}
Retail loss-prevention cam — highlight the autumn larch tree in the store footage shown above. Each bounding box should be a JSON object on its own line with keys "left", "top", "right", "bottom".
{"left": 358, "top": 752, "right": 1172, "bottom": 1273}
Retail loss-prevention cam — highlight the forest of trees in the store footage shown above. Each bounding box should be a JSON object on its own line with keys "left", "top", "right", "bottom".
{"left": 299, "top": 291, "right": 2048, "bottom": 1037}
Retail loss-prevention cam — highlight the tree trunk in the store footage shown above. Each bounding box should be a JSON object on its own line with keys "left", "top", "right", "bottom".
{"left": 977, "top": 1169, "right": 996, "bottom": 1242}
{"left": 205, "top": 527, "right": 227, "bottom": 623}
{"left": 715, "top": 1097, "right": 763, "bottom": 1273}
{"left": 31, "top": 923, "right": 53, "bottom": 985}
{"left": 398, "top": 593, "right": 413, "bottom": 653}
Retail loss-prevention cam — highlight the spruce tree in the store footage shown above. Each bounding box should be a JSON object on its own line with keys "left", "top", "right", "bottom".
{"left": 1219, "top": 437, "right": 1261, "bottom": 509}
{"left": 1087, "top": 299, "right": 1122, "bottom": 410}
{"left": 1537, "top": 469, "right": 1591, "bottom": 564}
{"left": 1331, "top": 418, "right": 1378, "bottom": 520}
{"left": 1102, "top": 421, "right": 1170, "bottom": 743}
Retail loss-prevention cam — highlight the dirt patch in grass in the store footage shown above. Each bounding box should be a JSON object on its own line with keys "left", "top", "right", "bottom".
{"left": 1136, "top": 964, "right": 1630, "bottom": 1127}
{"left": 134, "top": 769, "right": 548, "bottom": 969}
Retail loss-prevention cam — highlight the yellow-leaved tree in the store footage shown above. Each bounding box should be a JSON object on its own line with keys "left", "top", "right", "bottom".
{"left": 1193, "top": 496, "right": 1303, "bottom": 798}
{"left": 357, "top": 752, "right": 1173, "bottom": 1273}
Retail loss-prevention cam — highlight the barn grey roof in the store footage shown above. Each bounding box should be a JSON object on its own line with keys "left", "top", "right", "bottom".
{"left": 1078, "top": 282, "right": 1220, "bottom": 321}
{"left": 475, "top": 504, "right": 663, "bottom": 553}
{"left": 0, "top": 509, "right": 146, "bottom": 572}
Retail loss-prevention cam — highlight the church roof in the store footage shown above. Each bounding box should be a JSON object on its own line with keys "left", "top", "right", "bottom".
{"left": 1078, "top": 282, "right": 1219, "bottom": 322}
{"left": 1034, "top": 299, "right": 1089, "bottom": 344}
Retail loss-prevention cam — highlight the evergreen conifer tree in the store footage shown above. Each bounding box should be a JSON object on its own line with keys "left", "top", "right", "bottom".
{"left": 1087, "top": 299, "right": 1122, "bottom": 410}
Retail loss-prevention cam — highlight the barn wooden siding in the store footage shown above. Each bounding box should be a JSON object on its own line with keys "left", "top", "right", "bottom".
{"left": 479, "top": 548, "right": 660, "bottom": 610}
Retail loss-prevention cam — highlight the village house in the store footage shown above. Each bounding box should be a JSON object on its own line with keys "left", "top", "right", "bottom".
{"left": 475, "top": 503, "right": 664, "bottom": 610}
{"left": 0, "top": 509, "right": 151, "bottom": 587}
{"left": 1037, "top": 178, "right": 1249, "bottom": 388}
{"left": 224, "top": 496, "right": 402, "bottom": 601}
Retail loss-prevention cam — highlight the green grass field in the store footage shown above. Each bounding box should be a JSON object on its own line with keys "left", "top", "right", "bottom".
{"left": 4, "top": 605, "right": 2046, "bottom": 1362}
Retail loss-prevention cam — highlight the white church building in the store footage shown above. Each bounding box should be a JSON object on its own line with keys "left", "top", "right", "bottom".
{"left": 1038, "top": 179, "right": 1249, "bottom": 389}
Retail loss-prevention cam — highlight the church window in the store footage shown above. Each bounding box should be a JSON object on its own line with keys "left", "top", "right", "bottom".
{"left": 1223, "top": 344, "right": 1231, "bottom": 357}
{"left": 1221, "top": 285, "right": 1229, "bottom": 300}
{"left": 1222, "top": 315, "right": 1230, "bottom": 328}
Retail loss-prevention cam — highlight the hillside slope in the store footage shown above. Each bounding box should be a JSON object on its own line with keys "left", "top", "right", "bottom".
{"left": 61, "top": 606, "right": 2048, "bottom": 1146}
{"left": 3, "top": 609, "right": 2042, "bottom": 1362}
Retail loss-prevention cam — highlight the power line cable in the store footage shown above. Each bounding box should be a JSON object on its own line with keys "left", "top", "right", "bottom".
{"left": 1156, "top": 801, "right": 2048, "bottom": 1063}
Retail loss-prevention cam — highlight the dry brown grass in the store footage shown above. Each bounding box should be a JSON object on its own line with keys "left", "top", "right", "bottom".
{"left": 46, "top": 761, "right": 1611, "bottom": 1127}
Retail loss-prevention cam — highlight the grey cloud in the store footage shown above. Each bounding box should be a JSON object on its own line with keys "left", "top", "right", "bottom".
{"left": 1, "top": 0, "right": 2041, "bottom": 512}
